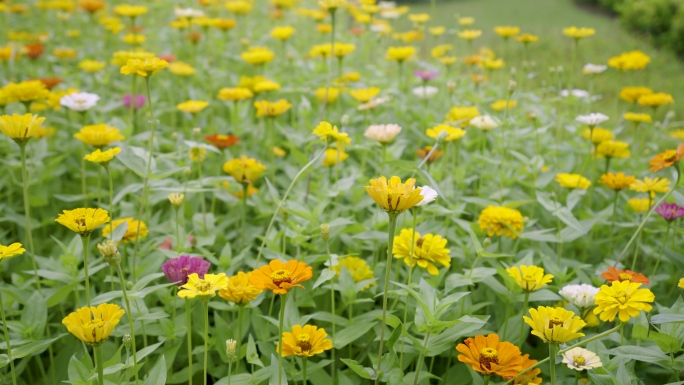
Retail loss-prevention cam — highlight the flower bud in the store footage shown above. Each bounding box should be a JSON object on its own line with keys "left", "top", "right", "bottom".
{"left": 171, "top": 132, "right": 178, "bottom": 140}
{"left": 192, "top": 127, "right": 201, "bottom": 135}
{"left": 226, "top": 339, "right": 238, "bottom": 361}
{"left": 183, "top": 167, "right": 192, "bottom": 178}
{"left": 123, "top": 334, "right": 132, "bottom": 348}
{"left": 483, "top": 237, "right": 491, "bottom": 247}
{"left": 168, "top": 193, "right": 185, "bottom": 208}
{"left": 97, "top": 240, "right": 121, "bottom": 267}
{"left": 320, "top": 224, "right": 330, "bottom": 241}
{"left": 341, "top": 115, "right": 350, "bottom": 126}
{"left": 507, "top": 80, "right": 517, "bottom": 93}
{"left": 436, "top": 129, "right": 449, "bottom": 143}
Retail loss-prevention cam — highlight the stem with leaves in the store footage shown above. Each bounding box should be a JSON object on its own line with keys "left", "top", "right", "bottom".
{"left": 375, "top": 212, "right": 398, "bottom": 384}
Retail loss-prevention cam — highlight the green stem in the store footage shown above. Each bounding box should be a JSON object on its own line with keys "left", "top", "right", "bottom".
{"left": 186, "top": 299, "right": 193, "bottom": 385}
{"left": 519, "top": 291, "right": 529, "bottom": 346}
{"left": 549, "top": 343, "right": 557, "bottom": 385}
{"left": 608, "top": 191, "right": 619, "bottom": 254}
{"left": 278, "top": 293, "right": 288, "bottom": 385}
{"left": 175, "top": 208, "right": 181, "bottom": 251}
{"left": 483, "top": 375, "right": 490, "bottom": 385}
{"left": 412, "top": 332, "right": 430, "bottom": 385}
{"left": 237, "top": 305, "right": 244, "bottom": 373}
{"left": 375, "top": 213, "right": 398, "bottom": 384}
{"left": 197, "top": 164, "right": 207, "bottom": 233}
{"left": 399, "top": 208, "right": 418, "bottom": 368}
{"left": 82, "top": 235, "right": 91, "bottom": 307}
{"left": 18, "top": 144, "right": 40, "bottom": 294}
{"left": 324, "top": 240, "right": 336, "bottom": 384}
{"left": 116, "top": 265, "right": 139, "bottom": 385}
{"left": 0, "top": 289, "right": 17, "bottom": 385}
{"left": 652, "top": 224, "right": 671, "bottom": 276}
{"left": 498, "top": 92, "right": 513, "bottom": 204}
{"left": 203, "top": 300, "right": 209, "bottom": 385}
{"left": 106, "top": 167, "right": 114, "bottom": 239}
{"left": 241, "top": 183, "right": 248, "bottom": 247}
{"left": 302, "top": 358, "right": 308, "bottom": 385}
{"left": 95, "top": 344, "right": 104, "bottom": 385}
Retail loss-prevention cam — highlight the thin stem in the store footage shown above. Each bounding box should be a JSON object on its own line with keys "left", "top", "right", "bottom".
{"left": 483, "top": 376, "right": 490, "bottom": 385}
{"left": 519, "top": 291, "right": 530, "bottom": 346}
{"left": 278, "top": 293, "right": 287, "bottom": 385}
{"left": 175, "top": 209, "right": 181, "bottom": 251}
{"left": 116, "top": 265, "right": 139, "bottom": 385}
{"left": 203, "top": 300, "right": 209, "bottom": 385}
{"left": 498, "top": 92, "right": 513, "bottom": 204}
{"left": 18, "top": 144, "right": 40, "bottom": 293}
{"left": 400, "top": 208, "right": 418, "bottom": 368}
{"left": 241, "top": 183, "right": 248, "bottom": 247}
{"left": 412, "top": 332, "right": 430, "bottom": 385}
{"left": 302, "top": 358, "right": 308, "bottom": 385}
{"left": 95, "top": 344, "right": 104, "bottom": 385}
{"left": 375, "top": 213, "right": 398, "bottom": 384}
{"left": 237, "top": 305, "right": 244, "bottom": 374}
{"left": 106, "top": 167, "right": 114, "bottom": 239}
{"left": 82, "top": 235, "right": 91, "bottom": 307}
{"left": 0, "top": 289, "right": 17, "bottom": 385}
{"left": 652, "top": 224, "right": 671, "bottom": 276}
{"left": 548, "top": 344, "right": 557, "bottom": 385}
{"left": 608, "top": 191, "right": 619, "bottom": 254}
{"left": 197, "top": 165, "right": 207, "bottom": 233}
{"left": 324, "top": 240, "right": 336, "bottom": 384}
{"left": 186, "top": 299, "right": 193, "bottom": 385}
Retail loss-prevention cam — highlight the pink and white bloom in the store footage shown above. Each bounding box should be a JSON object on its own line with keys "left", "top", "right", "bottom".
{"left": 60, "top": 92, "right": 100, "bottom": 112}
{"left": 364, "top": 124, "right": 402, "bottom": 143}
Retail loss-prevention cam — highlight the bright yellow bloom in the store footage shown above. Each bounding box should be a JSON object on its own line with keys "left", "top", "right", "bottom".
{"left": 623, "top": 112, "right": 652, "bottom": 124}
{"left": 253, "top": 80, "right": 281, "bottom": 93}
{"left": 515, "top": 33, "right": 539, "bottom": 43}
{"left": 332, "top": 256, "right": 374, "bottom": 290}
{"left": 338, "top": 72, "right": 361, "bottom": 84}
{"left": 270, "top": 26, "right": 296, "bottom": 40}
{"left": 0, "top": 114, "right": 46, "bottom": 142}
{"left": 218, "top": 87, "right": 254, "bottom": 101}
{"left": 596, "top": 140, "right": 630, "bottom": 159}
{"left": 218, "top": 272, "right": 262, "bottom": 305}
{"left": 62, "top": 303, "right": 124, "bottom": 345}
{"left": 619, "top": 87, "right": 652, "bottom": 103}
{"left": 627, "top": 198, "right": 651, "bottom": 213}
{"left": 671, "top": 129, "right": 684, "bottom": 140}
{"left": 55, "top": 208, "right": 110, "bottom": 236}
{"left": 122, "top": 34, "right": 146, "bottom": 45}
{"left": 312, "top": 121, "right": 351, "bottom": 149}
{"left": 426, "top": 124, "right": 465, "bottom": 142}
{"left": 319, "top": 0, "right": 347, "bottom": 12}
{"left": 254, "top": 99, "right": 292, "bottom": 118}
{"left": 593, "top": 280, "right": 654, "bottom": 322}
{"left": 494, "top": 26, "right": 520, "bottom": 38}
{"left": 482, "top": 58, "right": 504, "bottom": 70}
{"left": 431, "top": 44, "right": 453, "bottom": 58}
{"left": 445, "top": 106, "right": 480, "bottom": 126}
{"left": 322, "top": 148, "right": 349, "bottom": 167}
{"left": 600, "top": 172, "right": 635, "bottom": 191}
{"left": 178, "top": 273, "right": 228, "bottom": 299}
{"left": 273, "top": 147, "right": 287, "bottom": 157}
{"left": 563, "top": 26, "right": 595, "bottom": 39}
{"left": 222, "top": 155, "right": 267, "bottom": 184}
{"left": 177, "top": 100, "right": 209, "bottom": 114}
{"left": 168, "top": 61, "right": 196, "bottom": 76}
{"left": 114, "top": 4, "right": 148, "bottom": 18}
{"left": 556, "top": 173, "right": 591, "bottom": 189}
{"left": 385, "top": 46, "right": 416, "bottom": 62}
{"left": 365, "top": 176, "right": 423, "bottom": 214}
{"left": 678, "top": 278, "right": 684, "bottom": 289}
{"left": 316, "top": 24, "right": 333, "bottom": 34}
{"left": 225, "top": 0, "right": 252, "bottom": 14}
{"left": 491, "top": 99, "right": 516, "bottom": 111}
{"left": 630, "top": 177, "right": 670, "bottom": 198}
{"left": 608, "top": 50, "right": 650, "bottom": 71}
{"left": 75, "top": 124, "right": 125, "bottom": 147}
{"left": 0, "top": 243, "right": 25, "bottom": 260}
{"left": 524, "top": 306, "right": 586, "bottom": 343}
{"left": 120, "top": 58, "right": 169, "bottom": 77}
{"left": 78, "top": 0, "right": 106, "bottom": 13}
{"left": 53, "top": 48, "right": 77, "bottom": 60}
{"left": 249, "top": 260, "right": 313, "bottom": 295}
{"left": 0, "top": 46, "right": 15, "bottom": 61}
{"left": 110, "top": 50, "right": 155, "bottom": 67}
{"left": 392, "top": 229, "right": 450, "bottom": 275}
{"left": 101, "top": 217, "right": 148, "bottom": 243}
{"left": 428, "top": 26, "right": 446, "bottom": 36}
{"left": 279, "top": 324, "right": 333, "bottom": 357}
{"left": 506, "top": 265, "right": 553, "bottom": 292}
{"left": 458, "top": 17, "right": 475, "bottom": 26}
{"left": 315, "top": 87, "right": 341, "bottom": 103}
{"left": 349, "top": 87, "right": 380, "bottom": 103}
{"left": 3, "top": 80, "right": 50, "bottom": 104}
{"left": 438, "top": 56, "right": 457, "bottom": 66}
{"left": 638, "top": 92, "right": 674, "bottom": 108}
{"left": 581, "top": 127, "right": 613, "bottom": 144}
{"left": 458, "top": 29, "right": 482, "bottom": 41}
{"left": 84, "top": 147, "right": 121, "bottom": 165}
{"left": 79, "top": 60, "right": 106, "bottom": 73}
{"left": 213, "top": 18, "right": 237, "bottom": 31}
{"left": 241, "top": 47, "right": 275, "bottom": 66}
{"left": 189, "top": 147, "right": 207, "bottom": 163}
{"left": 478, "top": 205, "right": 524, "bottom": 239}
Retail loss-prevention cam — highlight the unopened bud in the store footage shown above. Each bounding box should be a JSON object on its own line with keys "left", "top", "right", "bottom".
{"left": 192, "top": 127, "right": 201, "bottom": 135}
{"left": 508, "top": 80, "right": 517, "bottom": 92}
{"left": 320, "top": 224, "right": 330, "bottom": 241}
{"left": 171, "top": 132, "right": 179, "bottom": 140}
{"left": 168, "top": 193, "right": 185, "bottom": 208}
{"left": 97, "top": 240, "right": 121, "bottom": 267}
{"left": 446, "top": 80, "right": 456, "bottom": 90}
{"left": 183, "top": 167, "right": 192, "bottom": 177}
{"left": 226, "top": 339, "right": 238, "bottom": 361}
{"left": 436, "top": 129, "right": 449, "bottom": 143}
{"left": 341, "top": 115, "right": 350, "bottom": 126}
{"left": 483, "top": 237, "right": 491, "bottom": 247}
{"left": 123, "top": 334, "right": 132, "bottom": 347}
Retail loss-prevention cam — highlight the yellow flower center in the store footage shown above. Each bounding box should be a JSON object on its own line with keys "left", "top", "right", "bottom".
{"left": 548, "top": 316, "right": 564, "bottom": 329}
{"left": 270, "top": 269, "right": 292, "bottom": 288}
{"left": 662, "top": 150, "right": 678, "bottom": 163}
{"left": 616, "top": 291, "right": 628, "bottom": 304}
{"left": 75, "top": 216, "right": 87, "bottom": 228}
{"left": 296, "top": 334, "right": 312, "bottom": 351}
{"left": 195, "top": 279, "right": 211, "bottom": 292}
{"left": 479, "top": 348, "right": 499, "bottom": 370}
{"left": 573, "top": 355, "right": 586, "bottom": 366}
{"left": 618, "top": 273, "right": 633, "bottom": 281}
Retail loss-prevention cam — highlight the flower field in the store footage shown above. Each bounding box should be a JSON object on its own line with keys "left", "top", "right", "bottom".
{"left": 1, "top": 0, "right": 684, "bottom": 384}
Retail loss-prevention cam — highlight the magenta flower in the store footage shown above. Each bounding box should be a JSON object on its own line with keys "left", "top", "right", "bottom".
{"left": 122, "top": 93, "right": 146, "bottom": 110}
{"left": 655, "top": 202, "right": 684, "bottom": 221}
{"left": 161, "top": 256, "right": 211, "bottom": 286}
{"left": 414, "top": 70, "right": 438, "bottom": 82}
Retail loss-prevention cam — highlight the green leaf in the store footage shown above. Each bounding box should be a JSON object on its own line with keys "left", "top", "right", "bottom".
{"left": 268, "top": 353, "right": 288, "bottom": 385}
{"left": 126, "top": 341, "right": 164, "bottom": 366}
{"left": 649, "top": 331, "right": 681, "bottom": 354}
{"left": 68, "top": 354, "right": 91, "bottom": 382}
{"left": 334, "top": 321, "right": 376, "bottom": 349}
{"left": 246, "top": 334, "right": 264, "bottom": 368}
{"left": 142, "top": 356, "right": 167, "bottom": 385}
{"left": 21, "top": 292, "right": 47, "bottom": 339}
{"left": 340, "top": 359, "right": 373, "bottom": 379}
{"left": 312, "top": 268, "right": 336, "bottom": 289}
{"left": 606, "top": 346, "right": 672, "bottom": 369}
{"left": 12, "top": 334, "right": 65, "bottom": 360}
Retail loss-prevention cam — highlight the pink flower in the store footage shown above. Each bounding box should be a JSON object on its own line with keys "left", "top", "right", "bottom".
{"left": 122, "top": 93, "right": 146, "bottom": 110}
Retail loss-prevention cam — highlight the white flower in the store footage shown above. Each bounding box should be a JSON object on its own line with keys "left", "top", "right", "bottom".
{"left": 378, "top": 1, "right": 396, "bottom": 9}
{"left": 575, "top": 113, "right": 608, "bottom": 127}
{"left": 558, "top": 284, "right": 600, "bottom": 308}
{"left": 469, "top": 115, "right": 500, "bottom": 131}
{"left": 560, "top": 89, "right": 590, "bottom": 99}
{"left": 370, "top": 23, "right": 389, "bottom": 33}
{"left": 358, "top": 96, "right": 390, "bottom": 111}
{"left": 411, "top": 86, "right": 438, "bottom": 99}
{"left": 415, "top": 186, "right": 438, "bottom": 206}
{"left": 562, "top": 348, "right": 602, "bottom": 371}
{"left": 60, "top": 92, "right": 100, "bottom": 112}
{"left": 174, "top": 7, "right": 204, "bottom": 19}
{"left": 583, "top": 63, "right": 607, "bottom": 74}
{"left": 380, "top": 10, "right": 401, "bottom": 19}
{"left": 364, "top": 124, "right": 402, "bottom": 143}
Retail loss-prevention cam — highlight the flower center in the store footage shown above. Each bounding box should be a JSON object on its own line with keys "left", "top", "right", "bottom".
{"left": 416, "top": 237, "right": 424, "bottom": 248}
{"left": 548, "top": 316, "right": 564, "bottom": 329}
{"left": 616, "top": 291, "right": 628, "bottom": 304}
{"left": 195, "top": 279, "right": 211, "bottom": 292}
{"left": 75, "top": 216, "right": 87, "bottom": 228}
{"left": 479, "top": 348, "right": 499, "bottom": 370}
{"left": 270, "top": 269, "right": 292, "bottom": 288}
{"left": 662, "top": 150, "right": 678, "bottom": 163}
{"left": 296, "top": 334, "right": 312, "bottom": 351}
{"left": 618, "top": 273, "right": 633, "bottom": 281}
{"left": 573, "top": 355, "right": 586, "bottom": 366}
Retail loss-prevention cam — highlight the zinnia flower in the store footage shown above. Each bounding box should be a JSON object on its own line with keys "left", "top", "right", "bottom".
{"left": 426, "top": 124, "right": 465, "bottom": 142}
{"left": 628, "top": 198, "right": 650, "bottom": 213}
{"left": 0, "top": 243, "right": 25, "bottom": 260}
{"left": 56, "top": 208, "right": 110, "bottom": 236}
{"left": 494, "top": 26, "right": 520, "bottom": 39}
{"left": 596, "top": 140, "right": 630, "bottom": 159}
{"left": 364, "top": 124, "right": 402, "bottom": 143}
{"left": 563, "top": 26, "right": 595, "bottom": 39}
{"left": 322, "top": 149, "right": 349, "bottom": 166}
{"left": 84, "top": 147, "right": 121, "bottom": 165}
{"left": 177, "top": 100, "right": 209, "bottom": 114}
{"left": 562, "top": 348, "right": 602, "bottom": 371}
{"left": 593, "top": 280, "right": 655, "bottom": 322}
{"left": 623, "top": 112, "right": 652, "bottom": 124}
{"left": 582, "top": 127, "right": 613, "bottom": 144}
{"left": 365, "top": 176, "right": 423, "bottom": 214}
{"left": 205, "top": 134, "right": 239, "bottom": 149}
{"left": 241, "top": 46, "right": 275, "bottom": 66}
{"left": 416, "top": 146, "right": 444, "bottom": 163}
{"left": 249, "top": 259, "right": 313, "bottom": 295}
{"left": 575, "top": 113, "right": 608, "bottom": 127}
{"left": 222, "top": 155, "right": 266, "bottom": 184}
{"left": 511, "top": 355, "right": 542, "bottom": 385}
{"left": 2, "top": 80, "right": 50, "bottom": 104}
{"left": 619, "top": 86, "right": 652, "bottom": 103}
{"left": 218, "top": 87, "right": 254, "bottom": 101}
{"left": 655, "top": 202, "right": 684, "bottom": 221}
{"left": 411, "top": 86, "right": 438, "bottom": 99}
{"left": 101, "top": 217, "right": 148, "bottom": 243}
{"left": 312, "top": 121, "right": 351, "bottom": 149}
{"left": 219, "top": 272, "right": 263, "bottom": 304}
{"left": 478, "top": 205, "right": 524, "bottom": 238}
{"left": 559, "top": 284, "right": 600, "bottom": 309}
{"left": 161, "top": 256, "right": 211, "bottom": 286}
{"left": 254, "top": 99, "right": 291, "bottom": 118}
{"left": 600, "top": 267, "right": 649, "bottom": 284}
{"left": 349, "top": 87, "right": 380, "bottom": 103}
{"left": 63, "top": 303, "right": 125, "bottom": 345}
{"left": 120, "top": 58, "right": 169, "bottom": 77}
{"left": 332, "top": 256, "right": 375, "bottom": 290}
{"left": 638, "top": 92, "right": 674, "bottom": 108}
{"left": 457, "top": 29, "right": 482, "bottom": 41}
{"left": 74, "top": 124, "right": 125, "bottom": 148}
{"left": 178, "top": 273, "right": 229, "bottom": 299}
{"left": 415, "top": 186, "right": 438, "bottom": 206}
{"left": 649, "top": 144, "right": 684, "bottom": 172}
{"left": 279, "top": 324, "right": 333, "bottom": 357}
{"left": 556, "top": 173, "right": 591, "bottom": 189}
{"left": 456, "top": 334, "right": 526, "bottom": 378}
{"left": 122, "top": 94, "right": 146, "bottom": 109}
{"left": 470, "top": 115, "right": 500, "bottom": 131}
{"left": 523, "top": 306, "right": 585, "bottom": 343}
{"left": 445, "top": 106, "right": 480, "bottom": 126}
{"left": 506, "top": 265, "right": 553, "bottom": 292}
{"left": 392, "top": 229, "right": 450, "bottom": 275}
{"left": 385, "top": 46, "right": 415, "bottom": 62}
{"left": 0, "top": 113, "right": 46, "bottom": 142}
{"left": 630, "top": 177, "right": 670, "bottom": 198}
{"left": 600, "top": 172, "right": 635, "bottom": 191}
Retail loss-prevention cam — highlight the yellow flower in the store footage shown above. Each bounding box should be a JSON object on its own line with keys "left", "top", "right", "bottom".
{"left": 270, "top": 26, "right": 295, "bottom": 40}
{"left": 110, "top": 51, "right": 155, "bottom": 67}
{"left": 312, "top": 121, "right": 351, "bottom": 149}
{"left": 458, "top": 29, "right": 482, "bottom": 41}
{"left": 428, "top": 26, "right": 445, "bottom": 36}
{"left": 120, "top": 58, "right": 169, "bottom": 77}
{"left": 319, "top": 0, "right": 347, "bottom": 12}
{"left": 78, "top": 0, "right": 106, "bottom": 13}
{"left": 222, "top": 155, "right": 267, "bottom": 184}
{"left": 596, "top": 140, "right": 630, "bottom": 159}
{"left": 177, "top": 100, "right": 209, "bottom": 114}
{"left": 426, "top": 124, "right": 465, "bottom": 142}
{"left": 392, "top": 229, "right": 450, "bottom": 275}
{"left": 253, "top": 80, "right": 281, "bottom": 93}
{"left": 671, "top": 129, "right": 684, "bottom": 140}
{"left": 338, "top": 72, "right": 361, "bottom": 84}
{"left": 482, "top": 58, "right": 504, "bottom": 70}
{"left": 178, "top": 273, "right": 228, "bottom": 299}
{"left": 62, "top": 303, "right": 125, "bottom": 345}
{"left": 101, "top": 217, "right": 148, "bottom": 243}
{"left": 254, "top": 99, "right": 292, "bottom": 118}
{"left": 316, "top": 24, "right": 333, "bottom": 34}
{"left": 249, "top": 260, "right": 313, "bottom": 295}
{"left": 630, "top": 177, "right": 670, "bottom": 198}
{"left": 556, "top": 173, "right": 591, "bottom": 190}
{"left": 114, "top": 4, "right": 148, "bottom": 18}
{"left": 280, "top": 324, "right": 333, "bottom": 357}
{"left": 168, "top": 193, "right": 185, "bottom": 208}
{"left": 458, "top": 17, "right": 475, "bottom": 26}
{"left": 678, "top": 278, "right": 684, "bottom": 289}
{"left": 349, "top": 87, "right": 380, "bottom": 103}
{"left": 75, "top": 124, "right": 125, "bottom": 148}
{"left": 273, "top": 146, "right": 287, "bottom": 157}
{"left": 322, "top": 148, "right": 349, "bottom": 167}
{"left": 619, "top": 86, "right": 652, "bottom": 103}
{"left": 478, "top": 205, "right": 524, "bottom": 239}
{"left": 506, "top": 265, "right": 553, "bottom": 292}
{"left": 581, "top": 127, "right": 613, "bottom": 144}
{"left": 213, "top": 18, "right": 237, "bottom": 31}
{"left": 623, "top": 112, "right": 652, "bottom": 124}
{"left": 315, "top": 87, "right": 341, "bottom": 103}
{"left": 608, "top": 50, "right": 650, "bottom": 71}
{"left": 241, "top": 46, "right": 275, "bottom": 66}
{"left": 55, "top": 208, "right": 110, "bottom": 236}
{"left": 53, "top": 48, "right": 77, "bottom": 59}
{"left": 79, "top": 60, "right": 106, "bottom": 73}
{"left": 84, "top": 147, "right": 121, "bottom": 165}
{"left": 223, "top": 181, "right": 259, "bottom": 199}
{"left": 431, "top": 44, "right": 452, "bottom": 58}
{"left": 600, "top": 172, "right": 635, "bottom": 191}
{"left": 515, "top": 33, "right": 539, "bottom": 43}
{"left": 0, "top": 46, "right": 15, "bottom": 61}
{"left": 491, "top": 99, "right": 516, "bottom": 111}
{"left": 638, "top": 92, "right": 674, "bottom": 108}
{"left": 218, "top": 87, "right": 254, "bottom": 101}
{"left": 168, "top": 61, "right": 196, "bottom": 76}
{"left": 524, "top": 306, "right": 586, "bottom": 343}
{"left": 563, "top": 26, "right": 595, "bottom": 39}
{"left": 494, "top": 26, "right": 520, "bottom": 39}
{"left": 122, "top": 34, "right": 146, "bottom": 45}
{"left": 408, "top": 13, "right": 429, "bottom": 23}
{"left": 365, "top": 176, "right": 423, "bottom": 214}
{"left": 445, "top": 106, "right": 480, "bottom": 126}
{"left": 593, "top": 280, "right": 654, "bottom": 322}
{"left": 189, "top": 147, "right": 207, "bottom": 163}
{"left": 0, "top": 114, "right": 46, "bottom": 142}
{"left": 332, "top": 256, "right": 374, "bottom": 290}
{"left": 0, "top": 243, "right": 25, "bottom": 260}
{"left": 438, "top": 56, "right": 457, "bottom": 66}
{"left": 225, "top": 0, "right": 252, "bottom": 14}
{"left": 219, "top": 272, "right": 262, "bottom": 304}
{"left": 385, "top": 46, "right": 416, "bottom": 62}
{"left": 2, "top": 80, "right": 50, "bottom": 104}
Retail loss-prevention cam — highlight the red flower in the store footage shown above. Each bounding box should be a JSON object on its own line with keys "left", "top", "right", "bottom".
{"left": 205, "top": 134, "right": 240, "bottom": 149}
{"left": 25, "top": 43, "right": 44, "bottom": 59}
{"left": 158, "top": 54, "right": 175, "bottom": 63}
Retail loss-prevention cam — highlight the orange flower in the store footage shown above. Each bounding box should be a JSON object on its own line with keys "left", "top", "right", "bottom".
{"left": 249, "top": 260, "right": 313, "bottom": 295}
{"left": 601, "top": 266, "right": 649, "bottom": 285}
{"left": 649, "top": 144, "right": 684, "bottom": 172}
{"left": 416, "top": 146, "right": 444, "bottom": 163}
{"left": 25, "top": 43, "right": 44, "bottom": 59}
{"left": 456, "top": 334, "right": 526, "bottom": 379}
{"left": 512, "top": 355, "right": 542, "bottom": 384}
{"left": 205, "top": 134, "right": 240, "bottom": 149}
{"left": 38, "top": 77, "right": 63, "bottom": 90}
